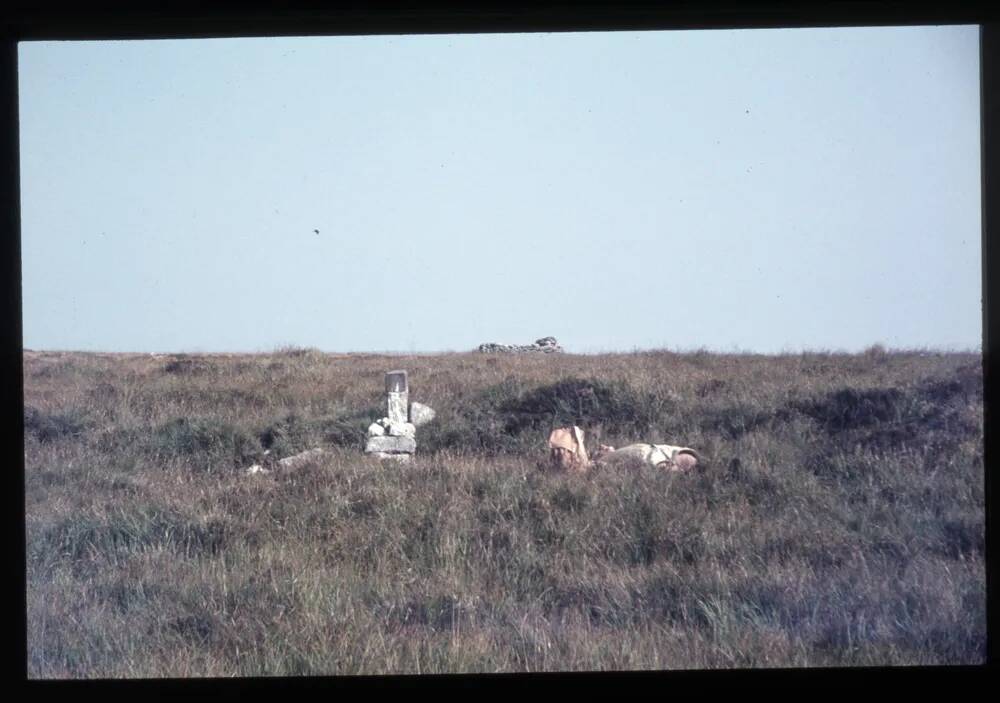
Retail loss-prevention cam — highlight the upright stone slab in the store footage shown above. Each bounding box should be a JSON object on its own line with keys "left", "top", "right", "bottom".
{"left": 385, "top": 370, "right": 409, "bottom": 425}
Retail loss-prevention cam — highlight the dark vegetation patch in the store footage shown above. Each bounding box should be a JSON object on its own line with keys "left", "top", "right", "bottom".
{"left": 550, "top": 485, "right": 590, "bottom": 513}
{"left": 371, "top": 593, "right": 474, "bottom": 632}
{"left": 97, "top": 581, "right": 169, "bottom": 614}
{"left": 499, "top": 377, "right": 662, "bottom": 436}
{"left": 793, "top": 369, "right": 981, "bottom": 452}
{"left": 696, "top": 378, "right": 729, "bottom": 398}
{"left": 700, "top": 405, "right": 792, "bottom": 440}
{"left": 24, "top": 406, "right": 91, "bottom": 443}
{"left": 165, "top": 612, "right": 222, "bottom": 647}
{"left": 95, "top": 426, "right": 144, "bottom": 454}
{"left": 421, "top": 377, "right": 666, "bottom": 454}
{"left": 919, "top": 362, "right": 982, "bottom": 402}
{"left": 937, "top": 515, "right": 985, "bottom": 560}
{"left": 795, "top": 387, "right": 909, "bottom": 432}
{"left": 697, "top": 363, "right": 983, "bottom": 450}
{"left": 151, "top": 417, "right": 261, "bottom": 469}
{"left": 30, "top": 360, "right": 77, "bottom": 379}
{"left": 162, "top": 357, "right": 215, "bottom": 375}
{"left": 87, "top": 382, "right": 121, "bottom": 403}
{"left": 257, "top": 413, "right": 366, "bottom": 456}
{"left": 211, "top": 389, "right": 270, "bottom": 409}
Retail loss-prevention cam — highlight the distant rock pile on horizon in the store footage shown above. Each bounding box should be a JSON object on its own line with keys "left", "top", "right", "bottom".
{"left": 477, "top": 336, "right": 564, "bottom": 354}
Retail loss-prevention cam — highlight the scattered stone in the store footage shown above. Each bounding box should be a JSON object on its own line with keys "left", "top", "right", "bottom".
{"left": 277, "top": 447, "right": 326, "bottom": 471}
{"left": 477, "top": 336, "right": 563, "bottom": 354}
{"left": 367, "top": 422, "right": 386, "bottom": 437}
{"left": 246, "top": 447, "right": 326, "bottom": 476}
{"left": 409, "top": 401, "right": 436, "bottom": 427}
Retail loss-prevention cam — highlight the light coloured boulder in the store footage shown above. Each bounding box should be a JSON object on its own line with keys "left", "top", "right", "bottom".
{"left": 367, "top": 422, "right": 386, "bottom": 437}
{"left": 409, "top": 401, "right": 437, "bottom": 427}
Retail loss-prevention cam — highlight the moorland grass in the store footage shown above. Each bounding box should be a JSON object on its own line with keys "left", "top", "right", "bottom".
{"left": 23, "top": 348, "right": 984, "bottom": 676}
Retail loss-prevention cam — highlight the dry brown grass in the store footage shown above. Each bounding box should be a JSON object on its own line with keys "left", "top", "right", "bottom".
{"left": 23, "top": 347, "right": 985, "bottom": 677}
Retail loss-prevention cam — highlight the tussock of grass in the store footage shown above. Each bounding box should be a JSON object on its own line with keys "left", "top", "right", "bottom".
{"left": 498, "top": 377, "right": 663, "bottom": 437}
{"left": 258, "top": 413, "right": 366, "bottom": 456}
{"left": 24, "top": 406, "right": 91, "bottom": 443}
{"left": 23, "top": 348, "right": 984, "bottom": 676}
{"left": 150, "top": 417, "right": 261, "bottom": 471}
{"left": 162, "top": 357, "right": 215, "bottom": 376}
{"left": 31, "top": 505, "right": 227, "bottom": 566}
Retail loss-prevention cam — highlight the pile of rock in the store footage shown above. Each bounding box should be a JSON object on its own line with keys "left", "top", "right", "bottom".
{"left": 477, "top": 336, "right": 563, "bottom": 354}
{"left": 365, "top": 370, "right": 436, "bottom": 462}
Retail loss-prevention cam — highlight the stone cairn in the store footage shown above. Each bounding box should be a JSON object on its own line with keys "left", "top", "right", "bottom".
{"left": 364, "top": 370, "right": 436, "bottom": 462}
{"left": 477, "top": 336, "right": 563, "bottom": 354}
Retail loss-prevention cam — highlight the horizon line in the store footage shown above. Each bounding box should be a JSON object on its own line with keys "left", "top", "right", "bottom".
{"left": 21, "top": 344, "right": 983, "bottom": 357}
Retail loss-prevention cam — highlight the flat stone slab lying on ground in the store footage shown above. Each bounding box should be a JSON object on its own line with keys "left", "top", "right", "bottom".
{"left": 246, "top": 447, "right": 326, "bottom": 475}
{"left": 277, "top": 447, "right": 326, "bottom": 471}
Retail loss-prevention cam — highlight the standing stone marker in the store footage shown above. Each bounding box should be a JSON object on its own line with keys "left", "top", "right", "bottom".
{"left": 366, "top": 370, "right": 418, "bottom": 462}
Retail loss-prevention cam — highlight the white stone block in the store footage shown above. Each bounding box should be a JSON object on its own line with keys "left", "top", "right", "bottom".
{"left": 387, "top": 421, "right": 416, "bottom": 438}
{"left": 365, "top": 435, "right": 416, "bottom": 454}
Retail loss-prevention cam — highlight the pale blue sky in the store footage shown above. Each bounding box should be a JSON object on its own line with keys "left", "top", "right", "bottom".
{"left": 18, "top": 26, "right": 982, "bottom": 354}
